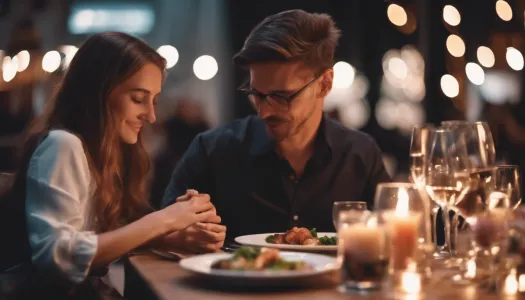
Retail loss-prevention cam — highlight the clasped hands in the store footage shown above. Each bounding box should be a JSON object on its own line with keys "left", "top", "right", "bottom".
{"left": 162, "top": 189, "right": 226, "bottom": 253}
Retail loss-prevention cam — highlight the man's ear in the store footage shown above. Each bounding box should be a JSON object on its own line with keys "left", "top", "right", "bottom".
{"left": 318, "top": 69, "right": 334, "bottom": 98}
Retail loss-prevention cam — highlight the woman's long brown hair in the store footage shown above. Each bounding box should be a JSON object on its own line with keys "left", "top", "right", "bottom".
{"left": 7, "top": 32, "right": 166, "bottom": 235}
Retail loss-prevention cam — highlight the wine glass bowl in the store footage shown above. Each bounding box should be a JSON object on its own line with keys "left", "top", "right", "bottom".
{"left": 441, "top": 121, "right": 496, "bottom": 167}
{"left": 493, "top": 165, "right": 521, "bottom": 209}
{"left": 332, "top": 201, "right": 367, "bottom": 230}
{"left": 409, "top": 124, "right": 435, "bottom": 186}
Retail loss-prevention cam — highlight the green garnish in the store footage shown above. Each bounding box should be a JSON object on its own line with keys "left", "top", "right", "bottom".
{"left": 268, "top": 260, "right": 306, "bottom": 270}
{"left": 318, "top": 236, "right": 337, "bottom": 245}
{"left": 233, "top": 247, "right": 261, "bottom": 261}
{"left": 309, "top": 228, "right": 318, "bottom": 238}
{"left": 265, "top": 235, "right": 276, "bottom": 243}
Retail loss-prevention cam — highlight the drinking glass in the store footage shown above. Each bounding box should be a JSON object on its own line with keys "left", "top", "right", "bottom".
{"left": 446, "top": 123, "right": 495, "bottom": 227}
{"left": 494, "top": 165, "right": 521, "bottom": 209}
{"left": 338, "top": 211, "right": 390, "bottom": 292}
{"left": 374, "top": 182, "right": 432, "bottom": 273}
{"left": 441, "top": 121, "right": 496, "bottom": 166}
{"left": 409, "top": 125, "right": 441, "bottom": 254}
{"left": 425, "top": 128, "right": 462, "bottom": 257}
{"left": 333, "top": 201, "right": 367, "bottom": 230}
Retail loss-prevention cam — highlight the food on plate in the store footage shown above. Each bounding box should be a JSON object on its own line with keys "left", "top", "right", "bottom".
{"left": 211, "top": 247, "right": 312, "bottom": 271}
{"left": 265, "top": 227, "right": 337, "bottom": 246}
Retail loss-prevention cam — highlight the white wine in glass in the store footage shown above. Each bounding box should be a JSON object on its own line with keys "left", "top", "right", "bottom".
{"left": 425, "top": 128, "right": 462, "bottom": 257}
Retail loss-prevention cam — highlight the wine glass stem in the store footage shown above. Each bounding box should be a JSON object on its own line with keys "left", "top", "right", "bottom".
{"left": 441, "top": 205, "right": 452, "bottom": 253}
{"left": 489, "top": 250, "right": 497, "bottom": 290}
{"left": 431, "top": 206, "right": 439, "bottom": 248}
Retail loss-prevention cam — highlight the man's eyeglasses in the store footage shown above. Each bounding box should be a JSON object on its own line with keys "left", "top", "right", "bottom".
{"left": 238, "top": 75, "right": 321, "bottom": 112}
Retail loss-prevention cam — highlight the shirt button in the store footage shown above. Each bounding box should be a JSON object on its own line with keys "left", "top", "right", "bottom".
{"left": 293, "top": 215, "right": 299, "bottom": 221}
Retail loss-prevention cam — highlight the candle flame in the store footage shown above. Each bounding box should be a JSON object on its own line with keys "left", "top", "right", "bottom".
{"left": 396, "top": 187, "right": 409, "bottom": 217}
{"left": 519, "top": 274, "right": 525, "bottom": 292}
{"left": 503, "top": 269, "right": 518, "bottom": 295}
{"left": 401, "top": 270, "right": 421, "bottom": 294}
{"left": 465, "top": 259, "right": 476, "bottom": 278}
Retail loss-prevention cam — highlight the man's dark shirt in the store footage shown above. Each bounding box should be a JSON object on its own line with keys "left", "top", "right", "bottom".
{"left": 162, "top": 115, "right": 391, "bottom": 240}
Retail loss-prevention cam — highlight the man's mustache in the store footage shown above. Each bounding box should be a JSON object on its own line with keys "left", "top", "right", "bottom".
{"left": 263, "top": 116, "right": 288, "bottom": 124}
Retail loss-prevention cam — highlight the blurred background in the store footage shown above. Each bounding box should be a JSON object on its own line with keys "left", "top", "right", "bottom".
{"left": 1, "top": 0, "right": 525, "bottom": 203}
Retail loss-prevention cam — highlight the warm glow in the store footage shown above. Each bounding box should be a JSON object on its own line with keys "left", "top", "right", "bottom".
{"left": 2, "top": 56, "right": 17, "bottom": 82}
{"left": 59, "top": 45, "right": 78, "bottom": 68}
{"left": 401, "top": 262, "right": 421, "bottom": 294}
{"left": 465, "top": 62, "right": 485, "bottom": 86}
{"left": 157, "top": 45, "right": 179, "bottom": 69}
{"left": 446, "top": 34, "right": 465, "bottom": 57}
{"left": 503, "top": 269, "right": 518, "bottom": 295}
{"left": 443, "top": 5, "right": 461, "bottom": 26}
{"left": 15, "top": 50, "right": 30, "bottom": 72}
{"left": 496, "top": 0, "right": 513, "bottom": 21}
{"left": 519, "top": 274, "right": 525, "bottom": 292}
{"left": 333, "top": 61, "right": 355, "bottom": 89}
{"left": 388, "top": 57, "right": 408, "bottom": 79}
{"left": 506, "top": 47, "right": 524, "bottom": 71}
{"left": 375, "top": 98, "right": 398, "bottom": 130}
{"left": 465, "top": 259, "right": 477, "bottom": 278}
{"left": 477, "top": 46, "right": 495, "bottom": 68}
{"left": 395, "top": 188, "right": 409, "bottom": 217}
{"left": 387, "top": 4, "right": 408, "bottom": 27}
{"left": 193, "top": 55, "right": 218, "bottom": 80}
{"left": 440, "top": 74, "right": 459, "bottom": 98}
{"left": 42, "top": 50, "right": 61, "bottom": 73}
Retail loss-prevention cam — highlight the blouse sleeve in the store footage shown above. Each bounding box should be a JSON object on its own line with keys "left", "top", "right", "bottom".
{"left": 25, "top": 130, "right": 98, "bottom": 283}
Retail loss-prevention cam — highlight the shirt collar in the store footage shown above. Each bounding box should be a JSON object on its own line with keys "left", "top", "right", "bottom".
{"left": 249, "top": 115, "right": 334, "bottom": 158}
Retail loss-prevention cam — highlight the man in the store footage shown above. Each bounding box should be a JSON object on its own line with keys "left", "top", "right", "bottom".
{"left": 162, "top": 9, "right": 391, "bottom": 252}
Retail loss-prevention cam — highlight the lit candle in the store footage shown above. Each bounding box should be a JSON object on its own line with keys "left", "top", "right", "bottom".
{"left": 339, "top": 219, "right": 389, "bottom": 286}
{"left": 341, "top": 222, "right": 385, "bottom": 262}
{"left": 384, "top": 188, "right": 421, "bottom": 270}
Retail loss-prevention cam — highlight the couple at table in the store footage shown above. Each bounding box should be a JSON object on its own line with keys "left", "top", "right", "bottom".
{"left": 1, "top": 9, "right": 389, "bottom": 298}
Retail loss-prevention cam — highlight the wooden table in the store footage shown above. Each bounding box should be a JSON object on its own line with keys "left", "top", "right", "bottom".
{"left": 125, "top": 254, "right": 521, "bottom": 299}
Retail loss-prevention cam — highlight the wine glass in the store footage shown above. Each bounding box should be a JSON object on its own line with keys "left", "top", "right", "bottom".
{"left": 425, "top": 128, "right": 462, "bottom": 257}
{"left": 494, "top": 165, "right": 521, "bottom": 209}
{"left": 409, "top": 124, "right": 434, "bottom": 185}
{"left": 332, "top": 201, "right": 367, "bottom": 230}
{"left": 409, "top": 125, "right": 440, "bottom": 254}
{"left": 442, "top": 121, "right": 496, "bottom": 247}
{"left": 441, "top": 121, "right": 496, "bottom": 166}
{"left": 446, "top": 123, "right": 495, "bottom": 227}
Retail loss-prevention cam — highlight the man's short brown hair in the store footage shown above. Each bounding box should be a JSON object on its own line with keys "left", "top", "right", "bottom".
{"left": 233, "top": 9, "right": 341, "bottom": 72}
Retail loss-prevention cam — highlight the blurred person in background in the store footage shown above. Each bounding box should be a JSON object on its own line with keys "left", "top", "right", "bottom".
{"left": 149, "top": 98, "right": 210, "bottom": 209}
{"left": 162, "top": 9, "right": 391, "bottom": 249}
{"left": 0, "top": 18, "right": 41, "bottom": 172}
{"left": 0, "top": 32, "right": 219, "bottom": 299}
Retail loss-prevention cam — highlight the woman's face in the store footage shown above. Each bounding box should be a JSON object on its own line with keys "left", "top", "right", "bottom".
{"left": 108, "top": 63, "right": 163, "bottom": 144}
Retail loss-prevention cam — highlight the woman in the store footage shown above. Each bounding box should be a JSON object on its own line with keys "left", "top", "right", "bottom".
{"left": 2, "top": 32, "right": 218, "bottom": 297}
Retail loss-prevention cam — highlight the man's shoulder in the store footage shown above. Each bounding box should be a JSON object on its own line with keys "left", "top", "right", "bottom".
{"left": 325, "top": 118, "right": 379, "bottom": 151}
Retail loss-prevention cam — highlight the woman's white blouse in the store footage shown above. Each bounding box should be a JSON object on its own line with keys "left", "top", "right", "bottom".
{"left": 26, "top": 130, "right": 98, "bottom": 283}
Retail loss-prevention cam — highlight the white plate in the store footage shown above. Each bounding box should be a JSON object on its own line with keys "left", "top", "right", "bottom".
{"left": 179, "top": 252, "right": 338, "bottom": 281}
{"left": 235, "top": 232, "right": 337, "bottom": 252}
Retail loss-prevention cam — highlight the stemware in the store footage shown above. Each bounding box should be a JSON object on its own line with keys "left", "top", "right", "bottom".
{"left": 409, "top": 125, "right": 441, "bottom": 254}
{"left": 425, "top": 128, "right": 463, "bottom": 257}
{"left": 493, "top": 165, "right": 521, "bottom": 209}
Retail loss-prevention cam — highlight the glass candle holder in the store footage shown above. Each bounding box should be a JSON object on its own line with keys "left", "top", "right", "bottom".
{"left": 374, "top": 182, "right": 432, "bottom": 274}
{"left": 337, "top": 211, "right": 390, "bottom": 292}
